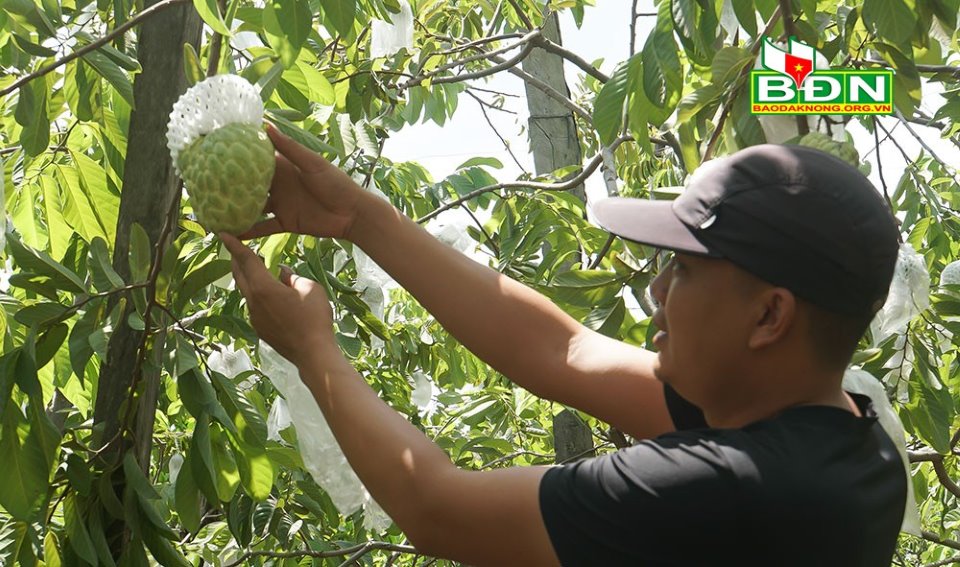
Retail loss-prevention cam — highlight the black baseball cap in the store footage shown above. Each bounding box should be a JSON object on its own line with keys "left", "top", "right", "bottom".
{"left": 592, "top": 144, "right": 900, "bottom": 316}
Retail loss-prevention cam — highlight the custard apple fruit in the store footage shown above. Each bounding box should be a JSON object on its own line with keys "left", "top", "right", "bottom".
{"left": 166, "top": 75, "right": 275, "bottom": 235}
{"left": 796, "top": 132, "right": 859, "bottom": 167}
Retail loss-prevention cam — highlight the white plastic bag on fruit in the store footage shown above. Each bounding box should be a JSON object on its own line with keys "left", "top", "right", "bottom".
{"left": 259, "top": 341, "right": 392, "bottom": 531}
{"left": 872, "top": 243, "right": 930, "bottom": 343}
{"left": 371, "top": 1, "right": 414, "bottom": 59}
{"left": 208, "top": 344, "right": 259, "bottom": 391}
{"left": 410, "top": 371, "right": 434, "bottom": 411}
{"left": 842, "top": 368, "right": 921, "bottom": 536}
{"left": 267, "top": 397, "right": 293, "bottom": 442}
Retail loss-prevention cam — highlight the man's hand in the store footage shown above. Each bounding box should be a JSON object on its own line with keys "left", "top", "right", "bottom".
{"left": 239, "top": 125, "right": 368, "bottom": 241}
{"left": 220, "top": 233, "right": 337, "bottom": 365}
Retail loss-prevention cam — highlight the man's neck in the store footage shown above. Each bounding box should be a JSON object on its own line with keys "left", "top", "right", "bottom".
{"left": 703, "top": 386, "right": 855, "bottom": 429}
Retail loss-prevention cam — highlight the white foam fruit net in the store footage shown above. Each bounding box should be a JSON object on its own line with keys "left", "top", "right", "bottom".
{"left": 259, "top": 341, "right": 392, "bottom": 531}
{"left": 166, "top": 74, "right": 264, "bottom": 169}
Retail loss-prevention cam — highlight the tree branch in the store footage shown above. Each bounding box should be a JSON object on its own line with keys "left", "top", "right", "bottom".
{"left": 933, "top": 458, "right": 960, "bottom": 499}
{"left": 415, "top": 135, "right": 634, "bottom": 224}
{"left": 224, "top": 542, "right": 422, "bottom": 567}
{"left": 924, "top": 531, "right": 960, "bottom": 552}
{"left": 401, "top": 31, "right": 541, "bottom": 89}
{"left": 0, "top": 0, "right": 192, "bottom": 97}
{"left": 531, "top": 35, "right": 610, "bottom": 83}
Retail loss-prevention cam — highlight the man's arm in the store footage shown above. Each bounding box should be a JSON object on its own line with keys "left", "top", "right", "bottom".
{"left": 299, "top": 346, "right": 561, "bottom": 567}
{"left": 350, "top": 193, "right": 675, "bottom": 439}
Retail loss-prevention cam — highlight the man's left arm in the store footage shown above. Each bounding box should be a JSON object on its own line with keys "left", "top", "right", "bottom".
{"left": 298, "top": 349, "right": 559, "bottom": 566}
{"left": 222, "top": 234, "right": 560, "bottom": 566}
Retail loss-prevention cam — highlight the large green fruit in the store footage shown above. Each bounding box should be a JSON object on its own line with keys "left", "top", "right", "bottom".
{"left": 176, "top": 123, "right": 275, "bottom": 235}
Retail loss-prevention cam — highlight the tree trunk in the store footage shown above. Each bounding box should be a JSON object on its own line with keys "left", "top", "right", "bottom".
{"left": 91, "top": 0, "right": 201, "bottom": 557}
{"left": 521, "top": 13, "right": 585, "bottom": 204}
{"left": 521, "top": 13, "right": 595, "bottom": 464}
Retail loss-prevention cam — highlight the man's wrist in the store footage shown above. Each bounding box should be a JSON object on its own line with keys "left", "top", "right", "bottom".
{"left": 347, "top": 190, "right": 389, "bottom": 248}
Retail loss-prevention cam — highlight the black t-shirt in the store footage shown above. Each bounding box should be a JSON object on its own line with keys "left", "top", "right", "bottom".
{"left": 539, "top": 385, "right": 906, "bottom": 566}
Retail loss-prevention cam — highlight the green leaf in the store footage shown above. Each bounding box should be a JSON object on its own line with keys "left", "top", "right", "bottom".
{"left": 140, "top": 523, "right": 191, "bottom": 567}
{"left": 15, "top": 80, "right": 49, "bottom": 157}
{"left": 677, "top": 83, "right": 722, "bottom": 124}
{"left": 89, "top": 237, "right": 125, "bottom": 292}
{"left": 211, "top": 371, "right": 268, "bottom": 446}
{"left": 233, "top": 440, "right": 274, "bottom": 501}
{"left": 64, "top": 495, "right": 98, "bottom": 566}
{"left": 593, "top": 56, "right": 636, "bottom": 145}
{"left": 36, "top": 323, "right": 68, "bottom": 369}
{"left": 870, "top": 42, "right": 921, "bottom": 117}
{"left": 173, "top": 259, "right": 232, "bottom": 313}
{"left": 710, "top": 46, "right": 753, "bottom": 87}
{"left": 731, "top": 0, "right": 757, "bottom": 36}
{"left": 129, "top": 223, "right": 151, "bottom": 282}
{"left": 64, "top": 60, "right": 97, "bottom": 123}
{"left": 323, "top": 0, "right": 357, "bottom": 37}
{"left": 174, "top": 457, "right": 201, "bottom": 533}
{"left": 584, "top": 298, "right": 627, "bottom": 338}
{"left": 182, "top": 43, "right": 204, "bottom": 87}
{"left": 0, "top": 407, "right": 47, "bottom": 520}
{"left": 190, "top": 418, "right": 220, "bottom": 504}
{"left": 263, "top": 0, "right": 313, "bottom": 68}
{"left": 83, "top": 50, "right": 136, "bottom": 109}
{"left": 862, "top": 0, "right": 917, "bottom": 45}
{"left": 43, "top": 531, "right": 61, "bottom": 567}
{"left": 85, "top": 505, "right": 117, "bottom": 567}
{"left": 193, "top": 0, "right": 232, "bottom": 35}
{"left": 14, "top": 302, "right": 68, "bottom": 327}
{"left": 8, "top": 235, "right": 86, "bottom": 294}
{"left": 641, "top": 28, "right": 682, "bottom": 118}
{"left": 123, "top": 452, "right": 161, "bottom": 501}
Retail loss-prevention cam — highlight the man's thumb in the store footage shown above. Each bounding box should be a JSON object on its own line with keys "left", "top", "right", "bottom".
{"left": 279, "top": 266, "right": 313, "bottom": 292}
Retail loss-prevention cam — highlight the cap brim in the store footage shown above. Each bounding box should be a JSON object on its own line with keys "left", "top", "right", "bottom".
{"left": 592, "top": 197, "right": 713, "bottom": 256}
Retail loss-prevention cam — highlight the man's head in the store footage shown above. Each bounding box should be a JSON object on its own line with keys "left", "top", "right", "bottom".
{"left": 593, "top": 144, "right": 899, "bottom": 407}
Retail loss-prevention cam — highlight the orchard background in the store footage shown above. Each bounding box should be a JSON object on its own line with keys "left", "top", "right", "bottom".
{"left": 2, "top": 0, "right": 960, "bottom": 565}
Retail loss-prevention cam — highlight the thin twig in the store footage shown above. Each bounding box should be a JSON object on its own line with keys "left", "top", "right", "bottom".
{"left": 467, "top": 90, "right": 528, "bottom": 174}
{"left": 1, "top": 0, "right": 192, "bottom": 97}
{"left": 401, "top": 30, "right": 541, "bottom": 89}
{"left": 589, "top": 234, "right": 616, "bottom": 269}
{"left": 704, "top": 7, "right": 783, "bottom": 161}
{"left": 506, "top": 0, "right": 535, "bottom": 30}
{"left": 205, "top": 0, "right": 228, "bottom": 76}
{"left": 871, "top": 116, "right": 902, "bottom": 237}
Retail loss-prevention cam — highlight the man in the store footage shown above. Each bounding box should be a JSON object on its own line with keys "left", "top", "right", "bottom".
{"left": 221, "top": 129, "right": 907, "bottom": 565}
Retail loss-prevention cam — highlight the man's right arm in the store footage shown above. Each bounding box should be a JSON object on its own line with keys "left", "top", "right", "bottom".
{"left": 349, "top": 192, "right": 675, "bottom": 440}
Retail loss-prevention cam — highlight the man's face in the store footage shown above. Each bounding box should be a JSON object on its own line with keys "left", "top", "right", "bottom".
{"left": 649, "top": 253, "right": 761, "bottom": 406}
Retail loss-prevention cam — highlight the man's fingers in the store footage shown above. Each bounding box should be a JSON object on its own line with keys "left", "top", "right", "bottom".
{"left": 267, "top": 123, "right": 328, "bottom": 174}
{"left": 237, "top": 217, "right": 284, "bottom": 240}
{"left": 220, "top": 233, "right": 276, "bottom": 291}
{"left": 280, "top": 265, "right": 313, "bottom": 292}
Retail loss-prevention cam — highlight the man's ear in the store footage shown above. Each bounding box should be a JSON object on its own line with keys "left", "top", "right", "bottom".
{"left": 747, "top": 288, "right": 796, "bottom": 349}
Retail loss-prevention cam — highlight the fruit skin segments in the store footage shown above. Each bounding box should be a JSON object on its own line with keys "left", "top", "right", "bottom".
{"left": 166, "top": 75, "right": 275, "bottom": 234}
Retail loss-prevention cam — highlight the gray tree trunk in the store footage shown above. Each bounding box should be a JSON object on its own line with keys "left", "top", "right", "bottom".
{"left": 91, "top": 0, "right": 202, "bottom": 556}
{"left": 521, "top": 13, "right": 585, "bottom": 204}
{"left": 522, "top": 12, "right": 595, "bottom": 463}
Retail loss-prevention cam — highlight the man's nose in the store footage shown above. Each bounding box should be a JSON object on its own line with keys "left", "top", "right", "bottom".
{"left": 649, "top": 260, "right": 671, "bottom": 307}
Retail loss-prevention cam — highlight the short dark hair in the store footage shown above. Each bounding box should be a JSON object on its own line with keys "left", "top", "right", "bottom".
{"left": 803, "top": 300, "right": 876, "bottom": 371}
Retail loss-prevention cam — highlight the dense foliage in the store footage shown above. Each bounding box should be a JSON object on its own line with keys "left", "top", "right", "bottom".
{"left": 1, "top": 0, "right": 960, "bottom": 564}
